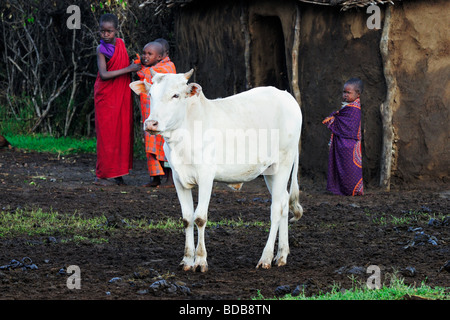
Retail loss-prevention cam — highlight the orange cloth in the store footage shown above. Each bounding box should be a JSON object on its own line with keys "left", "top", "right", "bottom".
{"left": 137, "top": 57, "right": 176, "bottom": 175}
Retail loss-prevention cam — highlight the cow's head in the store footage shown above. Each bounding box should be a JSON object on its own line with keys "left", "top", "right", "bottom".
{"left": 129, "top": 69, "right": 202, "bottom": 136}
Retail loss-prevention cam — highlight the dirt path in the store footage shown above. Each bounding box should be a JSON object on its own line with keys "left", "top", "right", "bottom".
{"left": 0, "top": 149, "right": 449, "bottom": 300}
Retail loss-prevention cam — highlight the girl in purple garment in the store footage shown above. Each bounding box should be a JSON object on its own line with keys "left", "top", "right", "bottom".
{"left": 322, "top": 78, "right": 364, "bottom": 196}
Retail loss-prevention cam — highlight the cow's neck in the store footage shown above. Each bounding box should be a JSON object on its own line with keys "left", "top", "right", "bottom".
{"left": 162, "top": 93, "right": 217, "bottom": 160}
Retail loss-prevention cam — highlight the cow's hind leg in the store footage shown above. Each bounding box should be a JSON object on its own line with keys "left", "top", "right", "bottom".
{"left": 257, "top": 169, "right": 290, "bottom": 269}
{"left": 274, "top": 194, "right": 290, "bottom": 267}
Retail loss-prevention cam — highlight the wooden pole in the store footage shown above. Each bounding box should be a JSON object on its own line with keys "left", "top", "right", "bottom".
{"left": 240, "top": 4, "right": 252, "bottom": 90}
{"left": 291, "top": 4, "right": 301, "bottom": 108}
{"left": 291, "top": 4, "right": 303, "bottom": 173}
{"left": 379, "top": 5, "right": 397, "bottom": 191}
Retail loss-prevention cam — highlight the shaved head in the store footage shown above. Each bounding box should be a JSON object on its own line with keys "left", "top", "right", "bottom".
{"left": 144, "top": 42, "right": 164, "bottom": 56}
{"left": 155, "top": 38, "right": 170, "bottom": 57}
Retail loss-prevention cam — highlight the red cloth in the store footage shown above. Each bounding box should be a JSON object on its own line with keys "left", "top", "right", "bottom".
{"left": 94, "top": 38, "right": 133, "bottom": 179}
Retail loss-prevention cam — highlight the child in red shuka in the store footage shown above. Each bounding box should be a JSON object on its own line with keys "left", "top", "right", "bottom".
{"left": 93, "top": 13, "right": 140, "bottom": 186}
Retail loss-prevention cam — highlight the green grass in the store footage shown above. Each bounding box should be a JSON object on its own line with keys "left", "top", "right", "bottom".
{"left": 4, "top": 134, "right": 96, "bottom": 155}
{"left": 1, "top": 206, "right": 448, "bottom": 300}
{"left": 0, "top": 97, "right": 36, "bottom": 134}
{"left": 367, "top": 209, "right": 446, "bottom": 226}
{"left": 4, "top": 133, "right": 148, "bottom": 159}
{"left": 0, "top": 208, "right": 267, "bottom": 241}
{"left": 253, "top": 274, "right": 450, "bottom": 300}
{"left": 123, "top": 217, "right": 184, "bottom": 230}
{"left": 122, "top": 216, "right": 269, "bottom": 231}
{"left": 0, "top": 208, "right": 109, "bottom": 240}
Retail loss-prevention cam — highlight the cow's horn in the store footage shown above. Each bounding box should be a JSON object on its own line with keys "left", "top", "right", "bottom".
{"left": 184, "top": 69, "right": 194, "bottom": 80}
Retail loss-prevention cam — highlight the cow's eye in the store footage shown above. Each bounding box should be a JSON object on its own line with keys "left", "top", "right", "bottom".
{"left": 172, "top": 94, "right": 179, "bottom": 99}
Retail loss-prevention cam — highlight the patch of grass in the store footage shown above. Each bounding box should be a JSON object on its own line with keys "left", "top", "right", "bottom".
{"left": 0, "top": 97, "right": 35, "bottom": 134}
{"left": 4, "top": 133, "right": 147, "bottom": 159}
{"left": 5, "top": 134, "right": 96, "bottom": 155}
{"left": 61, "top": 235, "right": 110, "bottom": 245}
{"left": 0, "top": 208, "right": 111, "bottom": 244}
{"left": 253, "top": 274, "right": 450, "bottom": 300}
{"left": 0, "top": 208, "right": 183, "bottom": 243}
{"left": 208, "top": 218, "right": 268, "bottom": 229}
{"left": 123, "top": 217, "right": 184, "bottom": 230}
{"left": 122, "top": 217, "right": 269, "bottom": 231}
{"left": 367, "top": 209, "right": 446, "bottom": 226}
{"left": 0, "top": 208, "right": 268, "bottom": 242}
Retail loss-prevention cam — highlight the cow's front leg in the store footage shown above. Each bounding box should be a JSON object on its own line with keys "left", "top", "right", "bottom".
{"left": 193, "top": 177, "right": 214, "bottom": 272}
{"left": 172, "top": 172, "right": 195, "bottom": 271}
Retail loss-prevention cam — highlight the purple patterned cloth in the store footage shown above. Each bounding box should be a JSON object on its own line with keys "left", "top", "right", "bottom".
{"left": 99, "top": 40, "right": 115, "bottom": 59}
{"left": 323, "top": 98, "right": 363, "bottom": 196}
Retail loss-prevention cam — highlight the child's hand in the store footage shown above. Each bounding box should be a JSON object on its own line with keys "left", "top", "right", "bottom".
{"left": 129, "top": 63, "right": 141, "bottom": 72}
{"left": 134, "top": 54, "right": 141, "bottom": 64}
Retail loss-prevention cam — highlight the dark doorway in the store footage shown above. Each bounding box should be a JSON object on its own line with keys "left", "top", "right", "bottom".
{"left": 250, "top": 15, "right": 289, "bottom": 91}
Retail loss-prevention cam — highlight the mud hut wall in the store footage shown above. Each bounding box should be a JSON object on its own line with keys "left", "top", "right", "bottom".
{"left": 172, "top": 0, "right": 449, "bottom": 185}
{"left": 174, "top": 0, "right": 299, "bottom": 96}
{"left": 246, "top": 0, "right": 298, "bottom": 91}
{"left": 173, "top": 0, "right": 385, "bottom": 185}
{"left": 297, "top": 4, "right": 385, "bottom": 186}
{"left": 174, "top": 0, "right": 248, "bottom": 97}
{"left": 387, "top": 0, "right": 450, "bottom": 183}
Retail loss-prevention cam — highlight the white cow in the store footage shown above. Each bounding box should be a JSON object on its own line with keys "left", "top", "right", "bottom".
{"left": 130, "top": 69, "right": 303, "bottom": 272}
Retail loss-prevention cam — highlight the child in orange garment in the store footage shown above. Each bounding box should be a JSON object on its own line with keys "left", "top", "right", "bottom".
{"left": 136, "top": 41, "right": 176, "bottom": 187}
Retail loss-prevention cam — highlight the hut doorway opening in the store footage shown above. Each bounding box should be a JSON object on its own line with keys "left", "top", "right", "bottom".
{"left": 250, "top": 15, "right": 289, "bottom": 91}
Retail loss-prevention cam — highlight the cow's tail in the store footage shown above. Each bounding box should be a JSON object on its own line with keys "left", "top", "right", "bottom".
{"left": 289, "top": 149, "right": 303, "bottom": 222}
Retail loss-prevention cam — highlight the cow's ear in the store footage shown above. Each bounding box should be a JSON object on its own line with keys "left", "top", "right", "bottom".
{"left": 143, "top": 79, "right": 152, "bottom": 92}
{"left": 187, "top": 83, "right": 202, "bottom": 97}
{"left": 152, "top": 74, "right": 165, "bottom": 84}
{"left": 129, "top": 81, "right": 150, "bottom": 95}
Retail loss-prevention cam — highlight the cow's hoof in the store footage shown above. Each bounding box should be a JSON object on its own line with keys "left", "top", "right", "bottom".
{"left": 256, "top": 261, "right": 272, "bottom": 269}
{"left": 196, "top": 264, "right": 208, "bottom": 273}
{"left": 193, "top": 262, "right": 208, "bottom": 273}
{"left": 182, "top": 265, "right": 193, "bottom": 272}
{"left": 274, "top": 254, "right": 287, "bottom": 267}
{"left": 274, "top": 260, "right": 287, "bottom": 267}
{"left": 180, "top": 259, "right": 194, "bottom": 272}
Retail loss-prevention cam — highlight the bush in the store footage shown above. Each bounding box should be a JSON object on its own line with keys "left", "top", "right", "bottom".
{"left": 0, "top": 0, "right": 175, "bottom": 137}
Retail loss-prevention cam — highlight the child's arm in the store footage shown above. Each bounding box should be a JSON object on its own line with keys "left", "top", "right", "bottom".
{"left": 97, "top": 46, "right": 140, "bottom": 81}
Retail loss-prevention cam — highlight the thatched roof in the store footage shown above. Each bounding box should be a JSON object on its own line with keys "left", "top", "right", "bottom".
{"left": 140, "top": 0, "right": 399, "bottom": 12}
{"left": 299, "top": 0, "right": 396, "bottom": 11}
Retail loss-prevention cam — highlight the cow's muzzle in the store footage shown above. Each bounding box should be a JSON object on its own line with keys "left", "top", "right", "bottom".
{"left": 144, "top": 120, "right": 159, "bottom": 134}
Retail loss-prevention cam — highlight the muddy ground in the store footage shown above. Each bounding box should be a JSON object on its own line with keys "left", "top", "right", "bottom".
{"left": 0, "top": 149, "right": 449, "bottom": 301}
